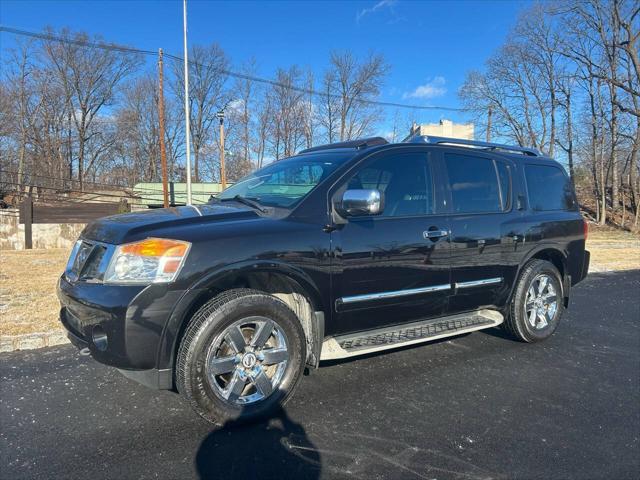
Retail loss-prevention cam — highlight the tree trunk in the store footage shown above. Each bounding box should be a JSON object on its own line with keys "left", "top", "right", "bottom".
{"left": 194, "top": 148, "right": 200, "bottom": 183}
{"left": 549, "top": 88, "right": 556, "bottom": 157}
{"left": 610, "top": 83, "right": 619, "bottom": 214}
{"left": 566, "top": 91, "right": 574, "bottom": 179}
{"left": 77, "top": 133, "right": 85, "bottom": 192}
{"left": 630, "top": 101, "right": 639, "bottom": 228}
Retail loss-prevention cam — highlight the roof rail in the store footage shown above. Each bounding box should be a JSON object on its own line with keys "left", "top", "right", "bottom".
{"left": 404, "top": 135, "right": 540, "bottom": 157}
{"left": 299, "top": 136, "right": 388, "bottom": 154}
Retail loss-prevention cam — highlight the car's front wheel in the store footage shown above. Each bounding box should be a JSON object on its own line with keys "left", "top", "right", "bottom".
{"left": 176, "top": 289, "right": 306, "bottom": 424}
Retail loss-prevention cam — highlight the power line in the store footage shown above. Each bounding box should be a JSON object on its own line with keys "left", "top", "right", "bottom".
{"left": 0, "top": 25, "right": 464, "bottom": 113}
{"left": 0, "top": 26, "right": 157, "bottom": 56}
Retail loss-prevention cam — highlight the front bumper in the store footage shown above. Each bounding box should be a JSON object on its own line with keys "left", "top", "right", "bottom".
{"left": 57, "top": 275, "right": 183, "bottom": 389}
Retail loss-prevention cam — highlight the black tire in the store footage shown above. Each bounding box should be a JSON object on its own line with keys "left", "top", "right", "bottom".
{"left": 504, "top": 259, "right": 564, "bottom": 343}
{"left": 176, "top": 288, "right": 306, "bottom": 425}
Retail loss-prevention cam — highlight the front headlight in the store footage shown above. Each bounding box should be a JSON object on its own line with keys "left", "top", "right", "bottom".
{"left": 104, "top": 238, "right": 191, "bottom": 284}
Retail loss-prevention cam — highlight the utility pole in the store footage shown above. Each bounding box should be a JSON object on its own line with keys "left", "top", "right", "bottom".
{"left": 158, "top": 48, "right": 169, "bottom": 208}
{"left": 183, "top": 0, "right": 193, "bottom": 205}
{"left": 486, "top": 107, "right": 493, "bottom": 143}
{"left": 217, "top": 110, "right": 227, "bottom": 189}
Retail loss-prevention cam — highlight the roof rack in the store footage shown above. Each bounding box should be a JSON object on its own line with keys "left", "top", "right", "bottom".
{"left": 404, "top": 135, "right": 540, "bottom": 157}
{"left": 299, "top": 136, "right": 388, "bottom": 154}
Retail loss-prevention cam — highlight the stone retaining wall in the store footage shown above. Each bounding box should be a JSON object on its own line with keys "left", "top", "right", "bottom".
{"left": 0, "top": 209, "right": 85, "bottom": 250}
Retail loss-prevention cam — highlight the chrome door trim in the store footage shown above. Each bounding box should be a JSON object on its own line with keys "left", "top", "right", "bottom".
{"left": 455, "top": 277, "right": 503, "bottom": 289}
{"left": 339, "top": 284, "right": 451, "bottom": 305}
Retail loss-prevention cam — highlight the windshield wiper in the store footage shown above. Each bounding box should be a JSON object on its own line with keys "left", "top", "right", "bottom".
{"left": 217, "top": 195, "right": 267, "bottom": 213}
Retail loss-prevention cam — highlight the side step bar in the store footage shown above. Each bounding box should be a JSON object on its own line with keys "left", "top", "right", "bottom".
{"left": 320, "top": 309, "right": 503, "bottom": 360}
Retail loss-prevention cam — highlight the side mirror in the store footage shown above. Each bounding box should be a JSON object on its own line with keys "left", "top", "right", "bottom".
{"left": 339, "top": 189, "right": 383, "bottom": 217}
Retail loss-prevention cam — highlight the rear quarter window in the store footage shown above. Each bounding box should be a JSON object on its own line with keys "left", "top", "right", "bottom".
{"left": 525, "top": 164, "right": 576, "bottom": 211}
{"left": 444, "top": 153, "right": 504, "bottom": 214}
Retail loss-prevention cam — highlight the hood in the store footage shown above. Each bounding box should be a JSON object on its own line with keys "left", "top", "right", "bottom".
{"left": 81, "top": 204, "right": 260, "bottom": 245}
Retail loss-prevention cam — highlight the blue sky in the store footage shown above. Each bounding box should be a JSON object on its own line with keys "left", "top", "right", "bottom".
{"left": 1, "top": 0, "right": 531, "bottom": 127}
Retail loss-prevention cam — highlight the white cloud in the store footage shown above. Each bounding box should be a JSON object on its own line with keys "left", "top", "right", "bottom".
{"left": 403, "top": 76, "right": 447, "bottom": 100}
{"left": 356, "top": 0, "right": 398, "bottom": 23}
{"left": 227, "top": 99, "right": 244, "bottom": 112}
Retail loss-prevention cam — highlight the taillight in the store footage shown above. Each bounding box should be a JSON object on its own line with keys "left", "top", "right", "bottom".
{"left": 583, "top": 219, "right": 588, "bottom": 240}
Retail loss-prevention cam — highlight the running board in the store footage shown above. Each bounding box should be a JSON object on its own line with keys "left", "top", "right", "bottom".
{"left": 320, "top": 310, "right": 503, "bottom": 360}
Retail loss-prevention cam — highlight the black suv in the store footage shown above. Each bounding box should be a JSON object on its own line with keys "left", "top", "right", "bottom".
{"left": 58, "top": 135, "right": 590, "bottom": 424}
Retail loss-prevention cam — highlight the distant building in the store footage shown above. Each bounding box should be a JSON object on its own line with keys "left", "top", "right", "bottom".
{"left": 405, "top": 119, "right": 474, "bottom": 141}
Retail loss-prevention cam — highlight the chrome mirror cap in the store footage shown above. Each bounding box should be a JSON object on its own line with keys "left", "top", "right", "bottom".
{"left": 340, "top": 189, "right": 383, "bottom": 216}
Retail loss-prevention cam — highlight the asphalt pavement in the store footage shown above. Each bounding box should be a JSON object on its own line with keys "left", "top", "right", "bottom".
{"left": 1, "top": 270, "right": 639, "bottom": 480}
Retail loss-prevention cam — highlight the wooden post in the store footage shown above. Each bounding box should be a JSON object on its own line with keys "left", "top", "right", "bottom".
{"left": 169, "top": 182, "right": 175, "bottom": 206}
{"left": 219, "top": 115, "right": 227, "bottom": 190}
{"left": 22, "top": 195, "right": 33, "bottom": 250}
{"left": 158, "top": 48, "right": 169, "bottom": 208}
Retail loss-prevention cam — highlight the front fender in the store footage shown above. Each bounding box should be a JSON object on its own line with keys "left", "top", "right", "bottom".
{"left": 154, "top": 259, "right": 326, "bottom": 375}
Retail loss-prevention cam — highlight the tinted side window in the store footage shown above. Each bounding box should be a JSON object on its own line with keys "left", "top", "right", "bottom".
{"left": 348, "top": 153, "right": 434, "bottom": 217}
{"left": 445, "top": 153, "right": 502, "bottom": 213}
{"left": 525, "top": 164, "right": 576, "bottom": 211}
{"left": 496, "top": 161, "right": 512, "bottom": 211}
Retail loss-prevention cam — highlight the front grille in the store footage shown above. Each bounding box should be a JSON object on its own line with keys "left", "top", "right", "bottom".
{"left": 67, "top": 241, "right": 110, "bottom": 281}
{"left": 71, "top": 241, "right": 94, "bottom": 276}
{"left": 81, "top": 245, "right": 107, "bottom": 279}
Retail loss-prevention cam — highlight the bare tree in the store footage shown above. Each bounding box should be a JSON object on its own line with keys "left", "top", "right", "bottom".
{"left": 319, "top": 70, "right": 340, "bottom": 143}
{"left": 460, "top": 0, "right": 639, "bottom": 230}
{"left": 267, "top": 66, "right": 306, "bottom": 159}
{"left": 254, "top": 95, "right": 272, "bottom": 169}
{"left": 115, "top": 75, "right": 161, "bottom": 182}
{"left": 226, "top": 59, "right": 257, "bottom": 178}
{"left": 42, "top": 28, "right": 140, "bottom": 190}
{"left": 171, "top": 43, "right": 228, "bottom": 182}
{"left": 324, "top": 51, "right": 388, "bottom": 141}
{"left": 515, "top": 3, "right": 563, "bottom": 156}
{"left": 556, "top": 70, "right": 577, "bottom": 179}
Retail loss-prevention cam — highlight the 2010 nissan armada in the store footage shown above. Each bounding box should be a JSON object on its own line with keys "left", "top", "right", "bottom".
{"left": 58, "top": 135, "right": 590, "bottom": 424}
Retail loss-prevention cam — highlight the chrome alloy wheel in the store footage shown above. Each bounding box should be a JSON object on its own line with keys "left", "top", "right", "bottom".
{"left": 524, "top": 274, "right": 559, "bottom": 330}
{"left": 205, "top": 316, "right": 289, "bottom": 405}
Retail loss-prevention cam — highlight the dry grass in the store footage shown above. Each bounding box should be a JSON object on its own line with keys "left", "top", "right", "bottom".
{"left": 0, "top": 248, "right": 70, "bottom": 336}
{"left": 586, "top": 226, "right": 640, "bottom": 272}
{"left": 0, "top": 226, "right": 638, "bottom": 336}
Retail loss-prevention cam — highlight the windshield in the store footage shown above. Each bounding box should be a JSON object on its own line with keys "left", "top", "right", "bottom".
{"left": 216, "top": 152, "right": 351, "bottom": 208}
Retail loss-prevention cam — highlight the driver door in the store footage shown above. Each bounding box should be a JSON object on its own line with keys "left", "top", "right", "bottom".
{"left": 329, "top": 149, "right": 451, "bottom": 336}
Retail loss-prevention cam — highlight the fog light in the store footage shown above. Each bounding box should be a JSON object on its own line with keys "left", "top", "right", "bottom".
{"left": 92, "top": 326, "right": 108, "bottom": 351}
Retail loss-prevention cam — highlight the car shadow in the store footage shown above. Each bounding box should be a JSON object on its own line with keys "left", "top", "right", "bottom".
{"left": 195, "top": 407, "right": 321, "bottom": 480}
{"left": 478, "top": 325, "right": 518, "bottom": 341}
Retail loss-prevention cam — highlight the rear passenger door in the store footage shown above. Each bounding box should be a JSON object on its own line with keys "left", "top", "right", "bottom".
{"left": 442, "top": 150, "right": 516, "bottom": 313}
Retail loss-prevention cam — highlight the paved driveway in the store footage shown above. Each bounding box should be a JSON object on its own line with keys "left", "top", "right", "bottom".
{"left": 1, "top": 270, "right": 639, "bottom": 479}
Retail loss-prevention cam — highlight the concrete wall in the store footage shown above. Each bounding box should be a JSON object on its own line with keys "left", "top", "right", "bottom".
{"left": 0, "top": 210, "right": 85, "bottom": 250}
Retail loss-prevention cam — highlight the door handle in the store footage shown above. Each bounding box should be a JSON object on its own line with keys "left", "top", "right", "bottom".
{"left": 423, "top": 229, "right": 449, "bottom": 240}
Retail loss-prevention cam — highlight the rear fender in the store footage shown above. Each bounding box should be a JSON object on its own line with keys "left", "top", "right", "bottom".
{"left": 507, "top": 243, "right": 569, "bottom": 306}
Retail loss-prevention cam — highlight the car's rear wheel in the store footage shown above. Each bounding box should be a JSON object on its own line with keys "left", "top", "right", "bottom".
{"left": 176, "top": 289, "right": 306, "bottom": 424}
{"left": 504, "top": 259, "right": 564, "bottom": 342}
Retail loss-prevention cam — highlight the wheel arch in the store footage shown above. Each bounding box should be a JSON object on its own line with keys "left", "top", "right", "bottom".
{"left": 156, "top": 260, "right": 326, "bottom": 384}
{"left": 508, "top": 244, "right": 570, "bottom": 306}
